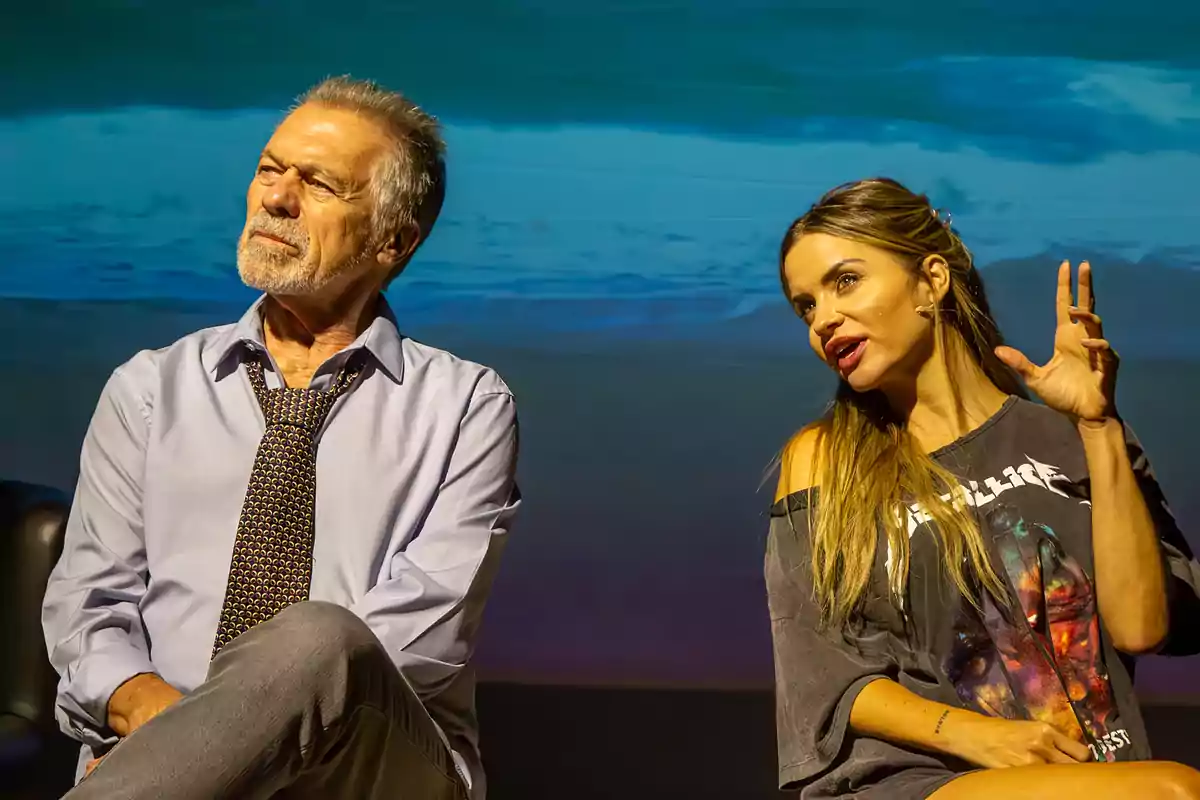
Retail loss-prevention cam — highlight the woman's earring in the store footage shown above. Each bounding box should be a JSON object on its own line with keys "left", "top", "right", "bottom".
{"left": 915, "top": 304, "right": 934, "bottom": 318}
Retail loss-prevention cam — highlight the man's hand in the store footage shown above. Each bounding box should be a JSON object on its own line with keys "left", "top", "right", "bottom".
{"left": 83, "top": 675, "right": 181, "bottom": 779}
{"left": 107, "top": 673, "right": 184, "bottom": 738}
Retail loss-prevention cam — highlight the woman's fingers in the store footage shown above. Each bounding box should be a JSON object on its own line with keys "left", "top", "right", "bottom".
{"left": 1053, "top": 732, "right": 1094, "bottom": 763}
{"left": 1077, "top": 260, "right": 1095, "bottom": 312}
{"left": 1068, "top": 308, "right": 1104, "bottom": 342}
{"left": 1041, "top": 747, "right": 1081, "bottom": 765}
{"left": 995, "top": 345, "right": 1038, "bottom": 379}
{"left": 1056, "top": 260, "right": 1073, "bottom": 326}
{"left": 1082, "top": 339, "right": 1118, "bottom": 367}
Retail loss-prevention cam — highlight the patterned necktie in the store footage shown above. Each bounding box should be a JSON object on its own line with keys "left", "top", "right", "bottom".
{"left": 211, "top": 356, "right": 362, "bottom": 657}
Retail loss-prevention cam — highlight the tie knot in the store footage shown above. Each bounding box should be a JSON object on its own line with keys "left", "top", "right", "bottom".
{"left": 243, "top": 358, "right": 362, "bottom": 434}
{"left": 261, "top": 387, "right": 336, "bottom": 432}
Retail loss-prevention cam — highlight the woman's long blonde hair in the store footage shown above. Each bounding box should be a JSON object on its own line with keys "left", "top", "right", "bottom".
{"left": 778, "top": 178, "right": 1026, "bottom": 630}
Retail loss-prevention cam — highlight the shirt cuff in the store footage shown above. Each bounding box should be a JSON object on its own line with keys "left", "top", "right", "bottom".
{"left": 778, "top": 673, "right": 890, "bottom": 790}
{"left": 821, "top": 674, "right": 889, "bottom": 760}
{"left": 59, "top": 641, "right": 157, "bottom": 747}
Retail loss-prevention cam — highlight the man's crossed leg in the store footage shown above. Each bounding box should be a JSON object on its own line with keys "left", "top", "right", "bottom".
{"left": 68, "top": 602, "right": 467, "bottom": 800}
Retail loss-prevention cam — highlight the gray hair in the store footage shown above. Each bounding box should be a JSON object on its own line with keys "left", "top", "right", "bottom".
{"left": 297, "top": 75, "right": 447, "bottom": 280}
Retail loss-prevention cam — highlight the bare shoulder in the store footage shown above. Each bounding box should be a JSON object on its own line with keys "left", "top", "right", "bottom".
{"left": 775, "top": 424, "right": 824, "bottom": 503}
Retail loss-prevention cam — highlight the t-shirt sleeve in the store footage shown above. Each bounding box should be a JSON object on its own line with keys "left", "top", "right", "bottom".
{"left": 765, "top": 493, "right": 898, "bottom": 792}
{"left": 1122, "top": 423, "right": 1200, "bottom": 656}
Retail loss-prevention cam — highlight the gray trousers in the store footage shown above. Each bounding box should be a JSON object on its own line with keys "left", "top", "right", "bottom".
{"left": 65, "top": 602, "right": 468, "bottom": 800}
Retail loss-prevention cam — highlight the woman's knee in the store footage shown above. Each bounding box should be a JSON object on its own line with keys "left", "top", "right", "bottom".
{"left": 1145, "top": 761, "right": 1200, "bottom": 800}
{"left": 929, "top": 762, "right": 1200, "bottom": 800}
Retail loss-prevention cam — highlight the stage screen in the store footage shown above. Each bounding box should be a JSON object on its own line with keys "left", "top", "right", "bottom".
{"left": 4, "top": 2, "right": 1199, "bottom": 699}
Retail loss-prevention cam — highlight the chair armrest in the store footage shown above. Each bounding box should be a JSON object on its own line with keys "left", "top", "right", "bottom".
{"left": 0, "top": 480, "right": 70, "bottom": 731}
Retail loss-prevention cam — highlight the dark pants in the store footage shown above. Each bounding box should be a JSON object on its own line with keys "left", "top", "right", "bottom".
{"left": 65, "top": 602, "right": 468, "bottom": 800}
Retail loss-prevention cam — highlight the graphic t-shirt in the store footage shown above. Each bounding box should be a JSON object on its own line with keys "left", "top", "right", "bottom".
{"left": 913, "top": 417, "right": 1131, "bottom": 762}
{"left": 766, "top": 397, "right": 1200, "bottom": 800}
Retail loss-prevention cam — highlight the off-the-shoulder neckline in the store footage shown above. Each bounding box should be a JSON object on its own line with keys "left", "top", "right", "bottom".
{"left": 768, "top": 395, "right": 1020, "bottom": 517}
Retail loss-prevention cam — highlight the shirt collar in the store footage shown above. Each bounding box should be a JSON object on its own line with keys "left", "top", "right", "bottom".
{"left": 201, "top": 294, "right": 406, "bottom": 384}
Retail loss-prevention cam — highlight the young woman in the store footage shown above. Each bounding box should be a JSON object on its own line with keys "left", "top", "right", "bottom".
{"left": 768, "top": 178, "right": 1200, "bottom": 799}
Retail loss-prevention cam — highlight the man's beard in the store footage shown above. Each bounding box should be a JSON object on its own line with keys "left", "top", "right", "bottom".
{"left": 236, "top": 214, "right": 373, "bottom": 297}
{"left": 237, "top": 239, "right": 323, "bottom": 296}
{"left": 237, "top": 212, "right": 318, "bottom": 295}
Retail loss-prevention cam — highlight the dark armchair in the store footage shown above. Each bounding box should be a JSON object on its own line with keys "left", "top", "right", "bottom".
{"left": 1, "top": 480, "right": 75, "bottom": 793}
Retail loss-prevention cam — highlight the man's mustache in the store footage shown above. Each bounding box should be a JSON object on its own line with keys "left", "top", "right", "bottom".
{"left": 244, "top": 215, "right": 308, "bottom": 252}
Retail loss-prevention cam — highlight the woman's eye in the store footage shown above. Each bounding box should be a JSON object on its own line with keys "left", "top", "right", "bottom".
{"left": 835, "top": 273, "right": 858, "bottom": 291}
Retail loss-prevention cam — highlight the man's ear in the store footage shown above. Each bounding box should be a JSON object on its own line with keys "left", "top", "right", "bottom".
{"left": 375, "top": 222, "right": 421, "bottom": 274}
{"left": 919, "top": 254, "right": 952, "bottom": 305}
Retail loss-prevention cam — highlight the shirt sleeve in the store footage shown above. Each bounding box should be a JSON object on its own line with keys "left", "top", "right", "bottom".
{"left": 765, "top": 492, "right": 899, "bottom": 793}
{"left": 41, "top": 360, "right": 159, "bottom": 748}
{"left": 1121, "top": 423, "right": 1200, "bottom": 656}
{"left": 349, "top": 386, "right": 520, "bottom": 701}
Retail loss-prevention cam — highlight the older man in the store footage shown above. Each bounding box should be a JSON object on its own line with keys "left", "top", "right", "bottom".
{"left": 41, "top": 76, "right": 520, "bottom": 799}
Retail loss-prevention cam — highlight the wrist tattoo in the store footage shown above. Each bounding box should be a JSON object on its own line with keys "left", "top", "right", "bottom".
{"left": 934, "top": 709, "right": 950, "bottom": 736}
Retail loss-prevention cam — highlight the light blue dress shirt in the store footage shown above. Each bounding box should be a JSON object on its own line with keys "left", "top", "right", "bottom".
{"left": 41, "top": 295, "right": 521, "bottom": 797}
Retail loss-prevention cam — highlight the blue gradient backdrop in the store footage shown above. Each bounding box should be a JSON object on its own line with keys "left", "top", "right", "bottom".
{"left": 3, "top": 1, "right": 1198, "bottom": 697}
